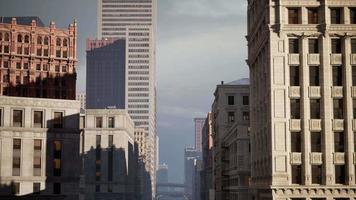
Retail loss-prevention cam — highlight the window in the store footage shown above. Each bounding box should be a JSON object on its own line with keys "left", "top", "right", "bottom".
{"left": 23, "top": 63, "right": 29, "bottom": 69}
{"left": 288, "top": 8, "right": 300, "bottom": 24}
{"left": 308, "top": 8, "right": 319, "bottom": 24}
{"left": 292, "top": 165, "right": 302, "bottom": 184}
{"left": 312, "top": 165, "right": 322, "bottom": 184}
{"left": 290, "top": 66, "right": 300, "bottom": 86}
{"left": 37, "top": 36, "right": 42, "bottom": 45}
{"left": 11, "top": 182, "right": 20, "bottom": 195}
{"left": 34, "top": 139, "right": 42, "bottom": 176}
{"left": 310, "top": 66, "right": 320, "bottom": 86}
{"left": 108, "top": 135, "right": 113, "bottom": 181}
{"left": 56, "top": 50, "right": 61, "bottom": 58}
{"left": 24, "top": 47, "right": 29, "bottom": 55}
{"left": 352, "top": 39, "right": 356, "bottom": 54}
{"left": 33, "top": 182, "right": 40, "bottom": 194}
{"left": 55, "top": 65, "right": 60, "bottom": 72}
{"left": 333, "top": 99, "right": 343, "bottom": 119}
{"left": 17, "top": 34, "right": 22, "bottom": 43}
{"left": 335, "top": 165, "right": 346, "bottom": 184}
{"left": 24, "top": 35, "right": 29, "bottom": 43}
{"left": 243, "top": 112, "right": 249, "bottom": 121}
{"left": 108, "top": 117, "right": 115, "bottom": 128}
{"left": 44, "top": 37, "right": 49, "bottom": 45}
{"left": 96, "top": 135, "right": 101, "bottom": 148}
{"left": 96, "top": 135, "right": 101, "bottom": 181}
{"left": 96, "top": 117, "right": 103, "bottom": 128}
{"left": 354, "top": 99, "right": 356, "bottom": 119}
{"left": 16, "top": 62, "right": 21, "bottom": 69}
{"left": 17, "top": 46, "right": 22, "bottom": 54}
{"left": 95, "top": 185, "right": 100, "bottom": 192}
{"left": 37, "top": 48, "right": 42, "bottom": 56}
{"left": 4, "top": 33, "right": 9, "bottom": 41}
{"left": 310, "top": 99, "right": 321, "bottom": 119}
{"left": 311, "top": 132, "right": 322, "bottom": 152}
{"left": 33, "top": 111, "right": 43, "bottom": 128}
{"left": 56, "top": 38, "right": 61, "bottom": 46}
{"left": 53, "top": 141, "right": 62, "bottom": 176}
{"left": 53, "top": 183, "right": 61, "bottom": 194}
{"left": 62, "top": 66, "right": 67, "bottom": 73}
{"left": 13, "top": 139, "right": 21, "bottom": 176}
{"left": 228, "top": 112, "right": 235, "bottom": 123}
{"left": 44, "top": 49, "right": 48, "bottom": 57}
{"left": 331, "top": 39, "right": 342, "bottom": 53}
{"left": 63, "top": 39, "right": 68, "bottom": 47}
{"left": 243, "top": 96, "right": 249, "bottom": 105}
{"left": 334, "top": 132, "right": 345, "bottom": 152}
{"left": 13, "top": 110, "right": 23, "bottom": 127}
{"left": 289, "top": 38, "right": 299, "bottom": 53}
{"left": 351, "top": 8, "right": 356, "bottom": 24}
{"left": 332, "top": 66, "right": 342, "bottom": 86}
{"left": 291, "top": 99, "right": 300, "bottom": 119}
{"left": 228, "top": 96, "right": 235, "bottom": 105}
{"left": 53, "top": 112, "right": 63, "bottom": 128}
{"left": 291, "top": 132, "right": 301, "bottom": 152}
{"left": 309, "top": 39, "right": 319, "bottom": 53}
{"left": 330, "top": 8, "right": 342, "bottom": 24}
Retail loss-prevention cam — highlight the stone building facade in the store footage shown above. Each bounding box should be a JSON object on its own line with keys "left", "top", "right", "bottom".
{"left": 0, "top": 95, "right": 81, "bottom": 199}
{"left": 248, "top": 0, "right": 356, "bottom": 199}
{"left": 81, "top": 109, "right": 138, "bottom": 200}
{"left": 212, "top": 80, "right": 250, "bottom": 200}
{"left": 0, "top": 17, "right": 77, "bottom": 100}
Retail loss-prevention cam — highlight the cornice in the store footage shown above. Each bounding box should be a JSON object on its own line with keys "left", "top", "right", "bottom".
{"left": 0, "top": 96, "right": 80, "bottom": 109}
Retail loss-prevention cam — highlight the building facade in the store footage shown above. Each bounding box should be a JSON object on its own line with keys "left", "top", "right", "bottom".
{"left": 194, "top": 118, "right": 205, "bottom": 152}
{"left": 0, "top": 96, "right": 81, "bottom": 199}
{"left": 0, "top": 17, "right": 77, "bottom": 100}
{"left": 248, "top": 0, "right": 356, "bottom": 199}
{"left": 212, "top": 80, "right": 250, "bottom": 200}
{"left": 200, "top": 112, "right": 214, "bottom": 200}
{"left": 97, "top": 1, "right": 158, "bottom": 196}
{"left": 184, "top": 147, "right": 201, "bottom": 200}
{"left": 86, "top": 38, "right": 126, "bottom": 109}
{"left": 81, "top": 109, "right": 138, "bottom": 200}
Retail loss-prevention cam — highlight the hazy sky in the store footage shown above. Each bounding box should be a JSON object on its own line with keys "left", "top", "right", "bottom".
{"left": 0, "top": 0, "right": 248, "bottom": 183}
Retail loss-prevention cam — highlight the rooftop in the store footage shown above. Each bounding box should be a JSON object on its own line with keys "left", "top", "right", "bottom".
{"left": 0, "top": 16, "right": 45, "bottom": 27}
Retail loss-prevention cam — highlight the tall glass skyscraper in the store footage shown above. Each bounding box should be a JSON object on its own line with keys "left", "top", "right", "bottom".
{"left": 97, "top": 0, "right": 157, "bottom": 199}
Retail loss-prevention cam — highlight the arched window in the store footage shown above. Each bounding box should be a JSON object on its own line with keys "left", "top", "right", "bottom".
{"left": 56, "top": 38, "right": 61, "bottom": 46}
{"left": 4, "top": 33, "right": 9, "bottom": 41}
{"left": 44, "top": 37, "right": 49, "bottom": 45}
{"left": 24, "top": 35, "right": 30, "bottom": 43}
{"left": 37, "top": 36, "right": 42, "bottom": 45}
{"left": 63, "top": 39, "right": 68, "bottom": 47}
{"left": 17, "top": 34, "right": 23, "bottom": 43}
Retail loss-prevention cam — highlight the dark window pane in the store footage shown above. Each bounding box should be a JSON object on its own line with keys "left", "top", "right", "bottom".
{"left": 96, "top": 117, "right": 103, "bottom": 128}
{"left": 310, "top": 66, "right": 320, "bottom": 86}
{"left": 332, "top": 66, "right": 342, "bottom": 86}
{"left": 53, "top": 112, "right": 63, "bottom": 128}
{"left": 331, "top": 39, "right": 342, "bottom": 53}
{"left": 228, "top": 96, "right": 234, "bottom": 105}
{"left": 351, "top": 39, "right": 356, "bottom": 54}
{"left": 243, "top": 96, "right": 249, "bottom": 105}
{"left": 335, "top": 165, "right": 345, "bottom": 184}
{"left": 289, "top": 39, "right": 299, "bottom": 53}
{"left": 228, "top": 112, "right": 235, "bottom": 123}
{"left": 351, "top": 8, "right": 356, "bottom": 24}
{"left": 333, "top": 99, "right": 344, "bottom": 119}
{"left": 310, "top": 99, "right": 321, "bottom": 119}
{"left": 308, "top": 8, "right": 319, "bottom": 24}
{"left": 290, "top": 66, "right": 300, "bottom": 86}
{"left": 330, "top": 8, "right": 342, "bottom": 24}
{"left": 311, "top": 132, "right": 322, "bottom": 152}
{"left": 288, "top": 8, "right": 300, "bottom": 24}
{"left": 291, "top": 132, "right": 301, "bottom": 152}
{"left": 108, "top": 117, "right": 115, "bottom": 128}
{"left": 34, "top": 111, "right": 43, "bottom": 128}
{"left": 291, "top": 99, "right": 300, "bottom": 119}
{"left": 312, "top": 165, "right": 322, "bottom": 184}
{"left": 334, "top": 132, "right": 345, "bottom": 152}
{"left": 53, "top": 183, "right": 61, "bottom": 194}
{"left": 292, "top": 165, "right": 302, "bottom": 184}
{"left": 13, "top": 110, "right": 23, "bottom": 127}
{"left": 309, "top": 39, "right": 319, "bottom": 53}
{"left": 33, "top": 182, "right": 40, "bottom": 194}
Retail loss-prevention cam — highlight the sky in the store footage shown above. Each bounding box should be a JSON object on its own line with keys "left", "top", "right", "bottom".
{"left": 0, "top": 0, "right": 248, "bottom": 183}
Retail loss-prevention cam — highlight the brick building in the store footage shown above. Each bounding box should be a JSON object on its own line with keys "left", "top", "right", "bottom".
{"left": 0, "top": 17, "right": 77, "bottom": 99}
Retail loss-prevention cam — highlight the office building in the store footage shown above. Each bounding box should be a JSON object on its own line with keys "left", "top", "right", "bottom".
{"left": 0, "top": 17, "right": 77, "bottom": 99}
{"left": 86, "top": 38, "right": 126, "bottom": 109}
{"left": 212, "top": 79, "right": 250, "bottom": 200}
{"left": 200, "top": 113, "right": 214, "bottom": 200}
{"left": 194, "top": 118, "right": 205, "bottom": 152}
{"left": 97, "top": 1, "right": 158, "bottom": 196}
{"left": 184, "top": 147, "right": 201, "bottom": 200}
{"left": 248, "top": 1, "right": 356, "bottom": 199}
{"left": 81, "top": 109, "right": 138, "bottom": 200}
{"left": 0, "top": 96, "right": 81, "bottom": 199}
{"left": 76, "top": 93, "right": 86, "bottom": 111}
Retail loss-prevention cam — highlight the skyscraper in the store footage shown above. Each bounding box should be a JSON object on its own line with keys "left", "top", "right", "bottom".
{"left": 194, "top": 118, "right": 205, "bottom": 152}
{"left": 248, "top": 1, "right": 356, "bottom": 199}
{"left": 97, "top": 0, "right": 157, "bottom": 198}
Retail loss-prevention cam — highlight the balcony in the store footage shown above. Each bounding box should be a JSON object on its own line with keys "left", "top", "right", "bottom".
{"left": 309, "top": 86, "right": 321, "bottom": 98}
{"left": 351, "top": 54, "right": 356, "bottom": 65}
{"left": 289, "top": 54, "right": 300, "bottom": 65}
{"left": 310, "top": 152, "right": 323, "bottom": 165}
{"left": 308, "top": 54, "right": 320, "bottom": 65}
{"left": 290, "top": 119, "right": 301, "bottom": 131}
{"left": 290, "top": 152, "right": 302, "bottom": 165}
{"left": 289, "top": 86, "right": 301, "bottom": 98}
{"left": 333, "top": 152, "right": 345, "bottom": 164}
{"left": 333, "top": 119, "right": 344, "bottom": 131}
{"left": 330, "top": 54, "right": 342, "bottom": 65}
{"left": 309, "top": 119, "right": 322, "bottom": 131}
{"left": 331, "top": 86, "right": 343, "bottom": 98}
